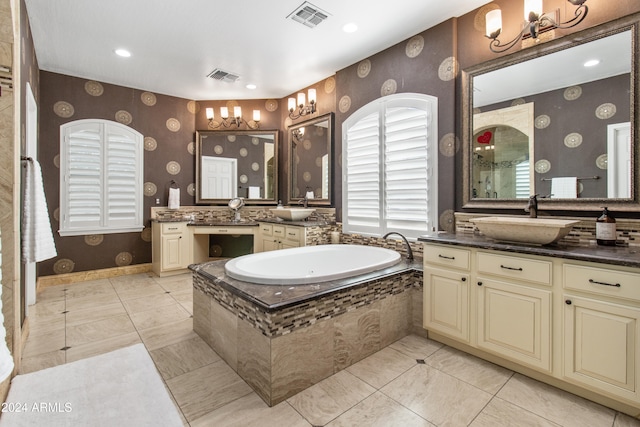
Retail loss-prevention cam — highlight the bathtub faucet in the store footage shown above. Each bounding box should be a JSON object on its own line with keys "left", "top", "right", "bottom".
{"left": 383, "top": 232, "right": 414, "bottom": 261}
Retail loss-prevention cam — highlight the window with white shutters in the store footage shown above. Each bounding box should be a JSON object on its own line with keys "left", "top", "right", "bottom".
{"left": 342, "top": 94, "right": 438, "bottom": 239}
{"left": 59, "top": 119, "right": 143, "bottom": 236}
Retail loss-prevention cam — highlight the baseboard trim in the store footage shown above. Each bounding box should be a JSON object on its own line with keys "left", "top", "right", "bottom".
{"left": 37, "top": 263, "right": 153, "bottom": 289}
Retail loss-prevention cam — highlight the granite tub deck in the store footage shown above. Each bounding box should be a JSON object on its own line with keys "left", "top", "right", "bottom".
{"left": 191, "top": 257, "right": 423, "bottom": 406}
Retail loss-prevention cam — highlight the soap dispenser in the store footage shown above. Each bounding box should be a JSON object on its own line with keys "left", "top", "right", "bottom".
{"left": 276, "top": 200, "right": 283, "bottom": 209}
{"left": 596, "top": 207, "right": 617, "bottom": 246}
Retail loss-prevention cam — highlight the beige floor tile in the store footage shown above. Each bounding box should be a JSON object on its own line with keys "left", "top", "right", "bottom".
{"left": 470, "top": 397, "right": 562, "bottom": 427}
{"left": 65, "top": 314, "right": 136, "bottom": 347}
{"left": 426, "top": 346, "right": 513, "bottom": 394}
{"left": 35, "top": 285, "right": 67, "bottom": 302}
{"left": 381, "top": 364, "right": 493, "bottom": 426}
{"left": 153, "top": 274, "right": 193, "bottom": 293}
{"left": 64, "top": 279, "right": 115, "bottom": 300}
{"left": 149, "top": 336, "right": 220, "bottom": 380}
{"left": 129, "top": 303, "right": 191, "bottom": 331}
{"left": 166, "top": 360, "right": 253, "bottom": 422}
{"left": 388, "top": 334, "right": 443, "bottom": 360}
{"left": 65, "top": 301, "right": 128, "bottom": 327}
{"left": 170, "top": 290, "right": 193, "bottom": 314}
{"left": 326, "top": 391, "right": 434, "bottom": 427}
{"left": 138, "top": 317, "right": 197, "bottom": 351}
{"left": 64, "top": 332, "right": 142, "bottom": 363}
{"left": 108, "top": 273, "right": 155, "bottom": 285}
{"left": 122, "top": 293, "right": 178, "bottom": 314}
{"left": 346, "top": 347, "right": 416, "bottom": 389}
{"left": 111, "top": 279, "right": 167, "bottom": 301}
{"left": 19, "top": 350, "right": 66, "bottom": 374}
{"left": 22, "top": 328, "right": 66, "bottom": 358}
{"left": 27, "top": 300, "right": 66, "bottom": 333}
{"left": 65, "top": 291, "right": 122, "bottom": 312}
{"left": 191, "top": 393, "right": 311, "bottom": 427}
{"left": 614, "top": 413, "right": 640, "bottom": 427}
{"left": 497, "top": 373, "right": 616, "bottom": 427}
{"left": 287, "top": 370, "right": 376, "bottom": 426}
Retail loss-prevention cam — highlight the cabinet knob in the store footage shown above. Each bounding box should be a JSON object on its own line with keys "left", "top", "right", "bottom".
{"left": 565, "top": 299, "right": 572, "bottom": 305}
{"left": 477, "top": 281, "right": 483, "bottom": 286}
{"left": 461, "top": 277, "right": 466, "bottom": 282}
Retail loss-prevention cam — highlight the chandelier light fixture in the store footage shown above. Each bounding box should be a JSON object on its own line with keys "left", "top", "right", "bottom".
{"left": 288, "top": 89, "right": 317, "bottom": 119}
{"left": 206, "top": 106, "right": 261, "bottom": 129}
{"left": 485, "top": 0, "right": 589, "bottom": 53}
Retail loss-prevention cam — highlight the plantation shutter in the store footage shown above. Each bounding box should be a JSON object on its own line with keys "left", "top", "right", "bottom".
{"left": 60, "top": 120, "right": 143, "bottom": 236}
{"left": 515, "top": 160, "right": 530, "bottom": 199}
{"left": 343, "top": 94, "right": 438, "bottom": 239}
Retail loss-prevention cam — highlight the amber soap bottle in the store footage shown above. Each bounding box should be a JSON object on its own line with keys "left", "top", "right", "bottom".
{"left": 596, "top": 207, "right": 617, "bottom": 246}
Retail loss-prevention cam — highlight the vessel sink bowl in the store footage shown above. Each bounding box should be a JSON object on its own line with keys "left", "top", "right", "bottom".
{"left": 470, "top": 217, "right": 580, "bottom": 245}
{"left": 269, "top": 208, "right": 316, "bottom": 221}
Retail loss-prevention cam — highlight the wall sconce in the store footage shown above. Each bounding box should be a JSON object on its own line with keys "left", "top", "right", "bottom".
{"left": 485, "top": 0, "right": 588, "bottom": 53}
{"left": 288, "top": 89, "right": 316, "bottom": 119}
{"left": 206, "top": 106, "right": 261, "bottom": 129}
{"left": 291, "top": 127, "right": 305, "bottom": 146}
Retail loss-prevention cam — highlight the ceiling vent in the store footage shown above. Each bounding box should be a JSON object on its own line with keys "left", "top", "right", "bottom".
{"left": 287, "top": 2, "right": 330, "bottom": 28}
{"left": 206, "top": 68, "right": 240, "bottom": 83}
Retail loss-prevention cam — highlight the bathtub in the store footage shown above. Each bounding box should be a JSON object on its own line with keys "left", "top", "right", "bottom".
{"left": 224, "top": 244, "right": 402, "bottom": 285}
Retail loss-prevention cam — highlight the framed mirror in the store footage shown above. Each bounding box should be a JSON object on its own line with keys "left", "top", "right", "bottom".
{"left": 287, "top": 113, "right": 334, "bottom": 206}
{"left": 462, "top": 14, "right": 640, "bottom": 211}
{"left": 195, "top": 129, "right": 278, "bottom": 205}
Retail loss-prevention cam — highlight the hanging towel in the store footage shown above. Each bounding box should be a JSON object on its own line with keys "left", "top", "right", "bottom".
{"left": 550, "top": 177, "right": 578, "bottom": 198}
{"left": 168, "top": 187, "right": 180, "bottom": 210}
{"left": 0, "top": 231, "right": 14, "bottom": 382}
{"left": 22, "top": 160, "right": 57, "bottom": 263}
{"left": 248, "top": 186, "right": 260, "bottom": 199}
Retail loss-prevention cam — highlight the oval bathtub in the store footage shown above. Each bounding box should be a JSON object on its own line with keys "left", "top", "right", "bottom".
{"left": 224, "top": 244, "right": 402, "bottom": 285}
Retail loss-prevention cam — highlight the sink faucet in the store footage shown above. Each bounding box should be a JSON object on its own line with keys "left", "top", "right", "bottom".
{"left": 525, "top": 194, "right": 538, "bottom": 218}
{"left": 298, "top": 196, "right": 308, "bottom": 208}
{"left": 383, "top": 232, "right": 414, "bottom": 261}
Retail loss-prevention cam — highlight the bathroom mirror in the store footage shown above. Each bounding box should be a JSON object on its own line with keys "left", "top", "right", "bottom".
{"left": 287, "top": 113, "right": 334, "bottom": 206}
{"left": 195, "top": 129, "right": 278, "bottom": 205}
{"left": 462, "top": 15, "right": 640, "bottom": 211}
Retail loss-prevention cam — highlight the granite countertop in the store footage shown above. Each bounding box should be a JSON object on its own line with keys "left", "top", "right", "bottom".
{"left": 190, "top": 257, "right": 422, "bottom": 312}
{"left": 418, "top": 232, "right": 640, "bottom": 269}
{"left": 257, "top": 218, "right": 334, "bottom": 227}
{"left": 152, "top": 218, "right": 258, "bottom": 226}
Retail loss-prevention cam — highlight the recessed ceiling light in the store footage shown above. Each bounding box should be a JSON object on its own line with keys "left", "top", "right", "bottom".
{"left": 584, "top": 59, "right": 600, "bottom": 67}
{"left": 246, "top": 84, "right": 257, "bottom": 90}
{"left": 343, "top": 23, "right": 358, "bottom": 33}
{"left": 115, "top": 49, "right": 131, "bottom": 58}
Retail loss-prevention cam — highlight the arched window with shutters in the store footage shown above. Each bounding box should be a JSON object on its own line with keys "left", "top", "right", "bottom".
{"left": 342, "top": 93, "right": 438, "bottom": 239}
{"left": 59, "top": 119, "right": 144, "bottom": 236}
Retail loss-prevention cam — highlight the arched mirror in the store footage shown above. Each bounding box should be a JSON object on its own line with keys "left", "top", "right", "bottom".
{"left": 462, "top": 15, "right": 639, "bottom": 211}
{"left": 287, "top": 113, "right": 334, "bottom": 206}
{"left": 195, "top": 129, "right": 278, "bottom": 205}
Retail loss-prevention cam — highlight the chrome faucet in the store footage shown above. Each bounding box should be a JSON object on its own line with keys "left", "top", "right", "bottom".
{"left": 525, "top": 194, "right": 538, "bottom": 218}
{"left": 383, "top": 232, "right": 414, "bottom": 261}
{"left": 298, "top": 196, "right": 308, "bottom": 208}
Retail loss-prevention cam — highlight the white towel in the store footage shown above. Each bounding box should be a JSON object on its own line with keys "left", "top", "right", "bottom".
{"left": 168, "top": 187, "right": 180, "bottom": 210}
{"left": 22, "top": 160, "right": 57, "bottom": 263}
{"left": 248, "top": 186, "right": 260, "bottom": 199}
{"left": 0, "top": 232, "right": 14, "bottom": 382}
{"left": 550, "top": 177, "right": 578, "bottom": 198}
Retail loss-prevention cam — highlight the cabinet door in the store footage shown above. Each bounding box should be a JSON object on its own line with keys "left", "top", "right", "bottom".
{"left": 477, "top": 278, "right": 551, "bottom": 372}
{"left": 424, "top": 267, "right": 470, "bottom": 343}
{"left": 262, "top": 238, "right": 279, "bottom": 252}
{"left": 162, "top": 234, "right": 185, "bottom": 270}
{"left": 564, "top": 295, "right": 640, "bottom": 403}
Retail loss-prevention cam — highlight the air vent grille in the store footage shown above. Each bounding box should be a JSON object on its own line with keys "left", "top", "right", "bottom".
{"left": 288, "top": 2, "right": 330, "bottom": 28}
{"left": 206, "top": 69, "right": 240, "bottom": 83}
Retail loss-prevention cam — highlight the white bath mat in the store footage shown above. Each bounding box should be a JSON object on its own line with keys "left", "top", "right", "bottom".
{"left": 0, "top": 344, "right": 183, "bottom": 426}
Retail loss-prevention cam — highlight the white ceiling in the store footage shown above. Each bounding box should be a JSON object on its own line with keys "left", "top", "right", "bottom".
{"left": 24, "top": 0, "right": 492, "bottom": 101}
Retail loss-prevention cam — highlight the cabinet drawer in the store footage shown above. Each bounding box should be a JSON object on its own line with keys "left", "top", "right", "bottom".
{"left": 423, "top": 245, "right": 470, "bottom": 271}
{"left": 564, "top": 264, "right": 640, "bottom": 302}
{"left": 161, "top": 222, "right": 187, "bottom": 234}
{"left": 477, "top": 252, "right": 552, "bottom": 286}
{"left": 285, "top": 226, "right": 301, "bottom": 242}
{"left": 273, "top": 225, "right": 285, "bottom": 237}
{"left": 260, "top": 223, "right": 273, "bottom": 236}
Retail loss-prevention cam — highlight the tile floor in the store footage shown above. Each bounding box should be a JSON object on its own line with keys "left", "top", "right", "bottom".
{"left": 20, "top": 272, "right": 640, "bottom": 426}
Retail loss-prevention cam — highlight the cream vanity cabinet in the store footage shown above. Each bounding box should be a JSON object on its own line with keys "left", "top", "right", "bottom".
{"left": 256, "top": 222, "right": 306, "bottom": 252}
{"left": 423, "top": 245, "right": 471, "bottom": 342}
{"left": 152, "top": 221, "right": 192, "bottom": 276}
{"left": 475, "top": 251, "right": 552, "bottom": 372}
{"left": 562, "top": 262, "right": 640, "bottom": 403}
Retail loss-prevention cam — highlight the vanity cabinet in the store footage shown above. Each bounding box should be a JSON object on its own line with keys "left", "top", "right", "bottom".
{"left": 152, "top": 222, "right": 192, "bottom": 276}
{"left": 256, "top": 222, "right": 306, "bottom": 252}
{"left": 423, "top": 245, "right": 470, "bottom": 342}
{"left": 563, "top": 262, "right": 640, "bottom": 403}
